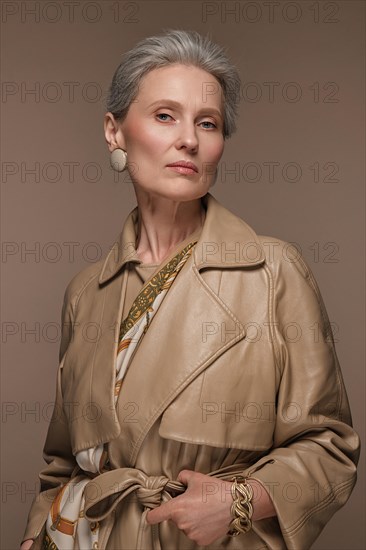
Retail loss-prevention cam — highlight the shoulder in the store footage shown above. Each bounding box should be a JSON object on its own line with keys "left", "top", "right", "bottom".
{"left": 257, "top": 233, "right": 319, "bottom": 287}
{"left": 257, "top": 235, "right": 310, "bottom": 277}
{"left": 62, "top": 258, "right": 105, "bottom": 314}
{"left": 257, "top": 234, "right": 330, "bottom": 327}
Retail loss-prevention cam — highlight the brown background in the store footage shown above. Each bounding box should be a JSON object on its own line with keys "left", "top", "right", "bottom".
{"left": 1, "top": 1, "right": 365, "bottom": 548}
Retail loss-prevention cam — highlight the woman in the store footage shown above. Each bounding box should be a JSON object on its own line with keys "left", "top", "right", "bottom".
{"left": 21, "top": 29, "right": 359, "bottom": 550}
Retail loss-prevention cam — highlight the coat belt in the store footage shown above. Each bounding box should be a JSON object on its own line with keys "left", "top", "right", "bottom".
{"left": 83, "top": 467, "right": 186, "bottom": 521}
{"left": 81, "top": 464, "right": 251, "bottom": 549}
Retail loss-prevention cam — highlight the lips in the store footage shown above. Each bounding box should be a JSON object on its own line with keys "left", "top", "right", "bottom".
{"left": 166, "top": 160, "right": 198, "bottom": 173}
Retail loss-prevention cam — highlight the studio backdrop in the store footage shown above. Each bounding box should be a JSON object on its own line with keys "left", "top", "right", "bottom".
{"left": 1, "top": 1, "right": 364, "bottom": 549}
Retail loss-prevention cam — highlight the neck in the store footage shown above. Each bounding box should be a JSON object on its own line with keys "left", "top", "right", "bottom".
{"left": 134, "top": 191, "right": 206, "bottom": 265}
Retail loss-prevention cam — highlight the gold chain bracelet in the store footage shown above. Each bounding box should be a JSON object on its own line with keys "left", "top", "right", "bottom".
{"left": 227, "top": 476, "right": 254, "bottom": 537}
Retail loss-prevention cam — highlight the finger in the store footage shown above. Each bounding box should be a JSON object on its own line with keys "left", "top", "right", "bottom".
{"left": 177, "top": 469, "right": 194, "bottom": 485}
{"left": 146, "top": 500, "right": 173, "bottom": 525}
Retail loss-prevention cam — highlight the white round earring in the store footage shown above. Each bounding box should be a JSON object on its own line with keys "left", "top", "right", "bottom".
{"left": 110, "top": 148, "right": 127, "bottom": 172}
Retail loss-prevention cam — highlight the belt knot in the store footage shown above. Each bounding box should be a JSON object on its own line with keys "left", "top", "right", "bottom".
{"left": 135, "top": 473, "right": 170, "bottom": 508}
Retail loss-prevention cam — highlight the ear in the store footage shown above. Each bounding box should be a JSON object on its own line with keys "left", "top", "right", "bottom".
{"left": 104, "top": 112, "right": 127, "bottom": 152}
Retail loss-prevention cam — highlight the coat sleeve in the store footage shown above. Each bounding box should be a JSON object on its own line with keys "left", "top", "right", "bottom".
{"left": 244, "top": 243, "right": 360, "bottom": 549}
{"left": 21, "top": 284, "right": 79, "bottom": 546}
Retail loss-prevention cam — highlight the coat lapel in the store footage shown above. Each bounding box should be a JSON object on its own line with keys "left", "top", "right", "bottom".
{"left": 62, "top": 267, "right": 129, "bottom": 454}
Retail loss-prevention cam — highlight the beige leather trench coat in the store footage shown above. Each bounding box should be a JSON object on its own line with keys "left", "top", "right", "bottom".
{"left": 22, "top": 193, "right": 360, "bottom": 549}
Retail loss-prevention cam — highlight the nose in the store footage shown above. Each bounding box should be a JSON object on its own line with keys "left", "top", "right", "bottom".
{"left": 175, "top": 121, "right": 199, "bottom": 153}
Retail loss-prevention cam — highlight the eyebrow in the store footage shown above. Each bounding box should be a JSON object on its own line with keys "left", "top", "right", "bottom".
{"left": 147, "top": 99, "right": 223, "bottom": 120}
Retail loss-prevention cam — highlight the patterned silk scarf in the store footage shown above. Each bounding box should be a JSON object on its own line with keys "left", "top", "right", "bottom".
{"left": 43, "top": 240, "right": 197, "bottom": 550}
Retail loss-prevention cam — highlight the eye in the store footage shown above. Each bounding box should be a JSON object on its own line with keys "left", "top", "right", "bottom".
{"left": 200, "top": 120, "right": 217, "bottom": 129}
{"left": 156, "top": 113, "right": 173, "bottom": 122}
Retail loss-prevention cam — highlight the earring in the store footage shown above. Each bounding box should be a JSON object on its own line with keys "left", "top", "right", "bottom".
{"left": 110, "top": 148, "right": 127, "bottom": 172}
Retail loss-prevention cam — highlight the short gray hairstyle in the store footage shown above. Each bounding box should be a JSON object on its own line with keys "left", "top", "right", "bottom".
{"left": 105, "top": 29, "right": 241, "bottom": 139}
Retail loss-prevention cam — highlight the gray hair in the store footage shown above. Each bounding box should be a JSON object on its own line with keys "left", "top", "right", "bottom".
{"left": 105, "top": 29, "right": 241, "bottom": 139}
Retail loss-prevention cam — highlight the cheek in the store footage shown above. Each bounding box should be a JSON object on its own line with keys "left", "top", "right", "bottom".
{"left": 205, "top": 138, "right": 224, "bottom": 164}
{"left": 126, "top": 122, "right": 168, "bottom": 158}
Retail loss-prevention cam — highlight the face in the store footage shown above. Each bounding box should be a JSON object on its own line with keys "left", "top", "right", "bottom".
{"left": 105, "top": 63, "right": 225, "bottom": 201}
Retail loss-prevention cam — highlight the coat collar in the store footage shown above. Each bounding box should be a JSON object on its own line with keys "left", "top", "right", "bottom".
{"left": 98, "top": 193, "right": 265, "bottom": 285}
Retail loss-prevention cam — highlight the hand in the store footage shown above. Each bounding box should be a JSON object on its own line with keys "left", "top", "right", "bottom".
{"left": 146, "top": 469, "right": 233, "bottom": 546}
{"left": 20, "top": 540, "right": 33, "bottom": 550}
